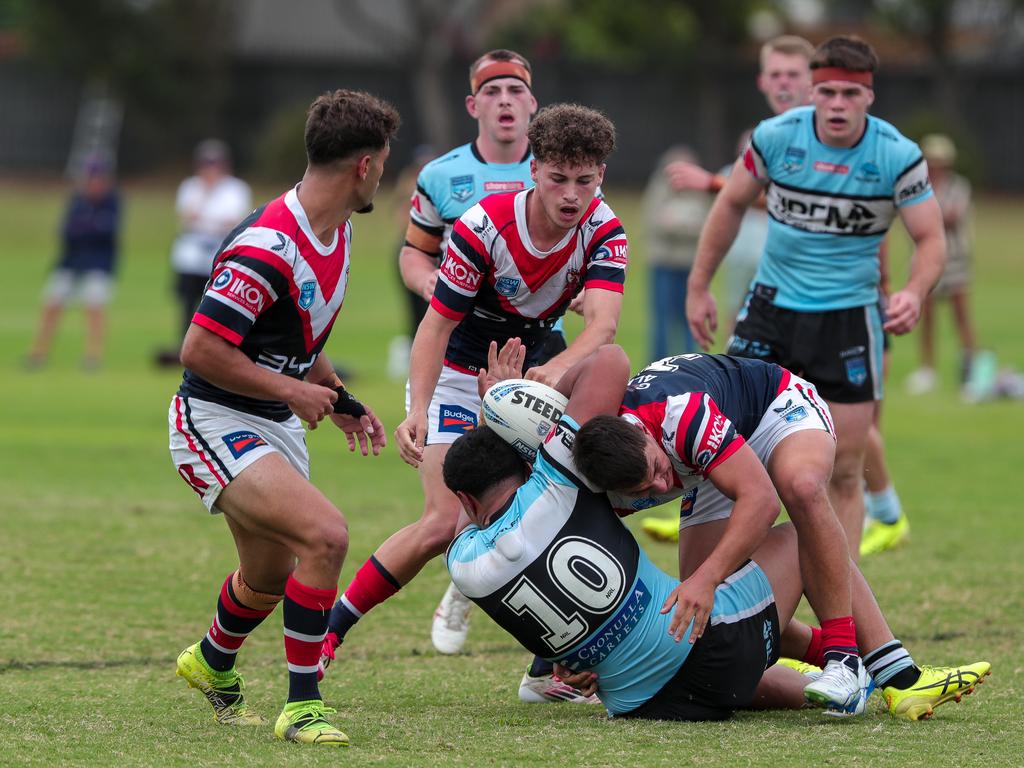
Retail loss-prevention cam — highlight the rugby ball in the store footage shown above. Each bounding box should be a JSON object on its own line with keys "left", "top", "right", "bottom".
{"left": 482, "top": 379, "right": 568, "bottom": 461}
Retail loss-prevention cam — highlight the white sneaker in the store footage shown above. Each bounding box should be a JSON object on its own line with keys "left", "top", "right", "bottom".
{"left": 803, "top": 656, "right": 870, "bottom": 717}
{"left": 905, "top": 367, "right": 937, "bottom": 395}
{"left": 431, "top": 582, "right": 472, "bottom": 654}
{"left": 518, "top": 668, "right": 601, "bottom": 704}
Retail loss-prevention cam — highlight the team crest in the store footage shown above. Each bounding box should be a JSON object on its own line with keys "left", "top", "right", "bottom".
{"left": 845, "top": 356, "right": 868, "bottom": 387}
{"left": 450, "top": 174, "right": 474, "bottom": 202}
{"left": 857, "top": 162, "right": 882, "bottom": 184}
{"left": 783, "top": 146, "right": 805, "bottom": 172}
{"left": 298, "top": 280, "right": 316, "bottom": 310}
{"left": 495, "top": 276, "right": 521, "bottom": 297}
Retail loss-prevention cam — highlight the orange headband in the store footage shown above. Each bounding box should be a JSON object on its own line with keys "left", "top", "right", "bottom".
{"left": 470, "top": 61, "right": 532, "bottom": 94}
{"left": 812, "top": 67, "right": 873, "bottom": 87}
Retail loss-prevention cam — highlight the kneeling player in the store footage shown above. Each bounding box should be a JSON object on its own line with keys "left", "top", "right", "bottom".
{"left": 442, "top": 345, "right": 989, "bottom": 721}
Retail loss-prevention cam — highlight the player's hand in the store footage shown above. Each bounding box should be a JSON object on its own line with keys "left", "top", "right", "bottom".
{"left": 524, "top": 357, "right": 570, "bottom": 388}
{"left": 287, "top": 381, "right": 339, "bottom": 429}
{"left": 476, "top": 338, "right": 526, "bottom": 399}
{"left": 666, "top": 161, "right": 714, "bottom": 192}
{"left": 882, "top": 289, "right": 922, "bottom": 335}
{"left": 420, "top": 269, "right": 440, "bottom": 301}
{"left": 568, "top": 289, "right": 586, "bottom": 315}
{"left": 661, "top": 574, "right": 716, "bottom": 644}
{"left": 330, "top": 405, "right": 386, "bottom": 456}
{"left": 553, "top": 663, "right": 598, "bottom": 698}
{"left": 395, "top": 409, "right": 427, "bottom": 468}
{"left": 686, "top": 286, "right": 718, "bottom": 351}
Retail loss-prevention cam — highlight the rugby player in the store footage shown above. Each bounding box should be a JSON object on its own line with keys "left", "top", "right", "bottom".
{"left": 168, "top": 89, "right": 398, "bottom": 746}
{"left": 444, "top": 343, "right": 989, "bottom": 721}
{"left": 686, "top": 35, "right": 944, "bottom": 566}
{"left": 319, "top": 103, "right": 626, "bottom": 703}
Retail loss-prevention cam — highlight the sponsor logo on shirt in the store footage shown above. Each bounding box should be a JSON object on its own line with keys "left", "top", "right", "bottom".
{"left": 450, "top": 174, "right": 474, "bottom": 202}
{"left": 222, "top": 430, "right": 268, "bottom": 459}
{"left": 483, "top": 181, "right": 525, "bottom": 192}
{"left": 439, "top": 404, "right": 477, "bottom": 434}
{"left": 593, "top": 242, "right": 628, "bottom": 266}
{"left": 212, "top": 268, "right": 267, "bottom": 315}
{"left": 441, "top": 254, "right": 482, "bottom": 292}
{"left": 495, "top": 276, "right": 521, "bottom": 297}
{"left": 813, "top": 160, "right": 850, "bottom": 174}
{"left": 298, "top": 280, "right": 316, "bottom": 310}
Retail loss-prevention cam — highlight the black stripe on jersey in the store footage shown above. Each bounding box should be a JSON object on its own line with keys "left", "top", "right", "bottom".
{"left": 750, "top": 136, "right": 767, "bottom": 164}
{"left": 182, "top": 397, "right": 234, "bottom": 482}
{"left": 414, "top": 182, "right": 438, "bottom": 207}
{"left": 590, "top": 224, "right": 626, "bottom": 252}
{"left": 764, "top": 209, "right": 887, "bottom": 237}
{"left": 216, "top": 205, "right": 266, "bottom": 256}
{"left": 225, "top": 253, "right": 291, "bottom": 295}
{"left": 449, "top": 228, "right": 489, "bottom": 272}
{"left": 894, "top": 155, "right": 925, "bottom": 184}
{"left": 769, "top": 178, "right": 892, "bottom": 202}
{"left": 196, "top": 295, "right": 254, "bottom": 338}
{"left": 409, "top": 216, "right": 445, "bottom": 237}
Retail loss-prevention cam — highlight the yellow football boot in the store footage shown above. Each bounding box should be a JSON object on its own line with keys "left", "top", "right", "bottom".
{"left": 884, "top": 662, "right": 991, "bottom": 721}
{"left": 275, "top": 700, "right": 350, "bottom": 746}
{"left": 175, "top": 642, "right": 266, "bottom": 725}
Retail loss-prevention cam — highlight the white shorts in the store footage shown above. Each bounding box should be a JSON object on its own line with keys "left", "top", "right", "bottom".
{"left": 168, "top": 395, "right": 309, "bottom": 512}
{"left": 678, "top": 373, "right": 834, "bottom": 530}
{"left": 405, "top": 365, "right": 480, "bottom": 447}
{"left": 44, "top": 269, "right": 114, "bottom": 307}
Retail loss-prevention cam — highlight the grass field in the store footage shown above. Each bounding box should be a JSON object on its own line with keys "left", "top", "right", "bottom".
{"left": 0, "top": 181, "right": 1022, "bottom": 767}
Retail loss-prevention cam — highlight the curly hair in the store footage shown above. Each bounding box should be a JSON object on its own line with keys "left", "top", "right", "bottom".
{"left": 573, "top": 415, "right": 648, "bottom": 491}
{"left": 527, "top": 103, "right": 616, "bottom": 167}
{"left": 811, "top": 35, "right": 879, "bottom": 74}
{"left": 442, "top": 427, "right": 527, "bottom": 499}
{"left": 304, "top": 89, "right": 401, "bottom": 167}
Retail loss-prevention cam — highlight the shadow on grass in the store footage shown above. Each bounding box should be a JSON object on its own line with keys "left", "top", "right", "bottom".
{"left": 0, "top": 655, "right": 176, "bottom": 673}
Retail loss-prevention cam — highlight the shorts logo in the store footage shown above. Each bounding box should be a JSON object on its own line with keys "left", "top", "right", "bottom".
{"left": 495, "top": 276, "right": 521, "bottom": 297}
{"left": 845, "top": 356, "right": 868, "bottom": 387}
{"left": 450, "top": 175, "right": 474, "bottom": 202}
{"left": 212, "top": 269, "right": 232, "bottom": 290}
{"left": 298, "top": 280, "right": 316, "bottom": 310}
{"left": 783, "top": 146, "right": 805, "bottom": 172}
{"left": 630, "top": 497, "right": 657, "bottom": 511}
{"left": 773, "top": 399, "right": 808, "bottom": 423}
{"left": 679, "top": 488, "right": 697, "bottom": 518}
{"left": 439, "top": 404, "right": 477, "bottom": 434}
{"left": 222, "top": 430, "right": 268, "bottom": 459}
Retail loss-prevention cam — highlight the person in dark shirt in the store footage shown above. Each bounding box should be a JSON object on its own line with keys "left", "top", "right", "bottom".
{"left": 26, "top": 156, "right": 120, "bottom": 370}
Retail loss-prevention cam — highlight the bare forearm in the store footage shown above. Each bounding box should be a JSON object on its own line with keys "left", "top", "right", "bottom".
{"left": 407, "top": 319, "right": 451, "bottom": 413}
{"left": 546, "top": 317, "right": 617, "bottom": 374}
{"left": 305, "top": 353, "right": 342, "bottom": 387}
{"left": 399, "top": 246, "right": 439, "bottom": 298}
{"left": 182, "top": 333, "right": 296, "bottom": 403}
{"left": 690, "top": 496, "right": 773, "bottom": 586}
{"left": 904, "top": 232, "right": 946, "bottom": 301}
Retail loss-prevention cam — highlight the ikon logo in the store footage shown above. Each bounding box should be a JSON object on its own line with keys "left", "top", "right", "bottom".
{"left": 442, "top": 257, "right": 482, "bottom": 291}
{"left": 215, "top": 272, "right": 265, "bottom": 313}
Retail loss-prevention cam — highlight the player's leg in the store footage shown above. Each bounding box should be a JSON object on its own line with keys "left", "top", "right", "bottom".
{"left": 215, "top": 453, "right": 350, "bottom": 745}
{"left": 27, "top": 270, "right": 75, "bottom": 366}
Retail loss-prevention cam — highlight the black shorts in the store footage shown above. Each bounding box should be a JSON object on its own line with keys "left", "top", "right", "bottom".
{"left": 619, "top": 600, "right": 780, "bottom": 722}
{"left": 727, "top": 285, "right": 884, "bottom": 403}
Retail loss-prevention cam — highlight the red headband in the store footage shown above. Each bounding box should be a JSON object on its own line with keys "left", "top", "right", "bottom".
{"left": 470, "top": 61, "right": 532, "bottom": 94}
{"left": 812, "top": 67, "right": 873, "bottom": 88}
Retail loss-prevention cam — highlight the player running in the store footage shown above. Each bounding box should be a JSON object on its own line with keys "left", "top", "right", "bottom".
{"left": 168, "top": 90, "right": 398, "bottom": 746}
{"left": 444, "top": 344, "right": 989, "bottom": 721}
{"left": 686, "top": 35, "right": 944, "bottom": 564}
{"left": 319, "top": 103, "right": 627, "bottom": 702}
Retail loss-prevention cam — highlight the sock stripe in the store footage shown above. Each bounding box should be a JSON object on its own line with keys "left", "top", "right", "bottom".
{"left": 283, "top": 627, "right": 328, "bottom": 644}
{"left": 204, "top": 632, "right": 238, "bottom": 656}
{"left": 370, "top": 555, "right": 402, "bottom": 589}
{"left": 339, "top": 594, "right": 362, "bottom": 618}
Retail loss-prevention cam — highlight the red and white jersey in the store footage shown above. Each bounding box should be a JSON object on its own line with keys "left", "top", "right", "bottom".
{"left": 178, "top": 186, "right": 351, "bottom": 421}
{"left": 431, "top": 189, "right": 628, "bottom": 372}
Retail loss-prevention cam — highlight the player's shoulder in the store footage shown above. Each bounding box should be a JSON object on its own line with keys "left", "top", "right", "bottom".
{"left": 419, "top": 143, "right": 476, "bottom": 182}
{"left": 868, "top": 116, "right": 923, "bottom": 166}
{"left": 753, "top": 106, "right": 812, "bottom": 149}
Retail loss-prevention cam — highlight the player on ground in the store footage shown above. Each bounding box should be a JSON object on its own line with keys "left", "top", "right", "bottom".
{"left": 168, "top": 89, "right": 398, "bottom": 747}
{"left": 445, "top": 343, "right": 989, "bottom": 721}
{"left": 320, "top": 103, "right": 627, "bottom": 702}
{"left": 686, "top": 35, "right": 945, "bottom": 562}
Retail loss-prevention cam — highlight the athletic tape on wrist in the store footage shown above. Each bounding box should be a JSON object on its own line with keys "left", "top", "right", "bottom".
{"left": 333, "top": 385, "right": 368, "bottom": 418}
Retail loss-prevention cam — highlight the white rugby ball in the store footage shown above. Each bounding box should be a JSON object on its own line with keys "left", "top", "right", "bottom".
{"left": 482, "top": 379, "right": 568, "bottom": 461}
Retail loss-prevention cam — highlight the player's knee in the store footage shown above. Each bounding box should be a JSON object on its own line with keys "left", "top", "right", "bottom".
{"left": 780, "top": 470, "right": 829, "bottom": 514}
{"left": 302, "top": 517, "right": 349, "bottom": 571}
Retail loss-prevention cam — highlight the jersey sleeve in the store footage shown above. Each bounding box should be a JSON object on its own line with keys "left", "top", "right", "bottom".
{"left": 191, "top": 231, "right": 292, "bottom": 345}
{"left": 893, "top": 153, "right": 933, "bottom": 208}
{"left": 405, "top": 168, "right": 446, "bottom": 256}
{"left": 430, "top": 210, "right": 489, "bottom": 321}
{"left": 743, "top": 122, "right": 772, "bottom": 183}
{"left": 582, "top": 203, "right": 628, "bottom": 293}
{"left": 536, "top": 415, "right": 601, "bottom": 492}
{"left": 662, "top": 392, "right": 744, "bottom": 478}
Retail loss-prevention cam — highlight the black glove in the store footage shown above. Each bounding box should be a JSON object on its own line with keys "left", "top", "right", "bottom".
{"left": 333, "top": 385, "right": 367, "bottom": 418}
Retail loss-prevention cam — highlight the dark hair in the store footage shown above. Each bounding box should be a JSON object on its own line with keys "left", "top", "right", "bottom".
{"left": 469, "top": 48, "right": 532, "bottom": 82}
{"left": 811, "top": 35, "right": 879, "bottom": 73}
{"left": 573, "top": 415, "right": 648, "bottom": 491}
{"left": 528, "top": 104, "right": 616, "bottom": 167}
{"left": 304, "top": 89, "right": 401, "bottom": 167}
{"left": 442, "top": 426, "right": 527, "bottom": 499}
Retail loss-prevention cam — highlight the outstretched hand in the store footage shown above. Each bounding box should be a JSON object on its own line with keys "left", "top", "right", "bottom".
{"left": 330, "top": 406, "right": 386, "bottom": 456}
{"left": 661, "top": 573, "right": 717, "bottom": 644}
{"left": 477, "top": 337, "right": 526, "bottom": 399}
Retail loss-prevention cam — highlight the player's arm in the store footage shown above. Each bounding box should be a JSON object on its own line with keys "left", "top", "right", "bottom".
{"left": 180, "top": 324, "right": 337, "bottom": 427}
{"left": 556, "top": 343, "right": 630, "bottom": 425}
{"left": 400, "top": 244, "right": 441, "bottom": 301}
{"left": 686, "top": 154, "right": 765, "bottom": 350}
{"left": 400, "top": 182, "right": 445, "bottom": 300}
{"left": 525, "top": 289, "right": 622, "bottom": 388}
{"left": 304, "top": 354, "right": 385, "bottom": 455}
{"left": 885, "top": 196, "right": 946, "bottom": 335}
{"left": 396, "top": 306, "right": 460, "bottom": 467}
{"left": 662, "top": 442, "right": 779, "bottom": 643}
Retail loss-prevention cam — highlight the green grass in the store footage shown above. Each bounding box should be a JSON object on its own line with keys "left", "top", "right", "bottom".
{"left": 0, "top": 181, "right": 1021, "bottom": 766}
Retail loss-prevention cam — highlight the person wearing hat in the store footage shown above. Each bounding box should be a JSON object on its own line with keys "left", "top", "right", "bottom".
{"left": 905, "top": 134, "right": 982, "bottom": 399}
{"left": 26, "top": 155, "right": 121, "bottom": 370}
{"left": 159, "top": 139, "right": 251, "bottom": 365}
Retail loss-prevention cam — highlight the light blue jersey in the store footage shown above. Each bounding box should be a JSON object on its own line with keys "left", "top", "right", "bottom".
{"left": 446, "top": 416, "right": 774, "bottom": 716}
{"left": 744, "top": 106, "right": 933, "bottom": 311}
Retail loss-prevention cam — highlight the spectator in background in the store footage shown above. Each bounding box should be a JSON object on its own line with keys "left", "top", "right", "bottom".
{"left": 157, "top": 139, "right": 251, "bottom": 366}
{"left": 26, "top": 156, "right": 121, "bottom": 371}
{"left": 906, "top": 134, "right": 984, "bottom": 399}
{"left": 643, "top": 146, "right": 709, "bottom": 359}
